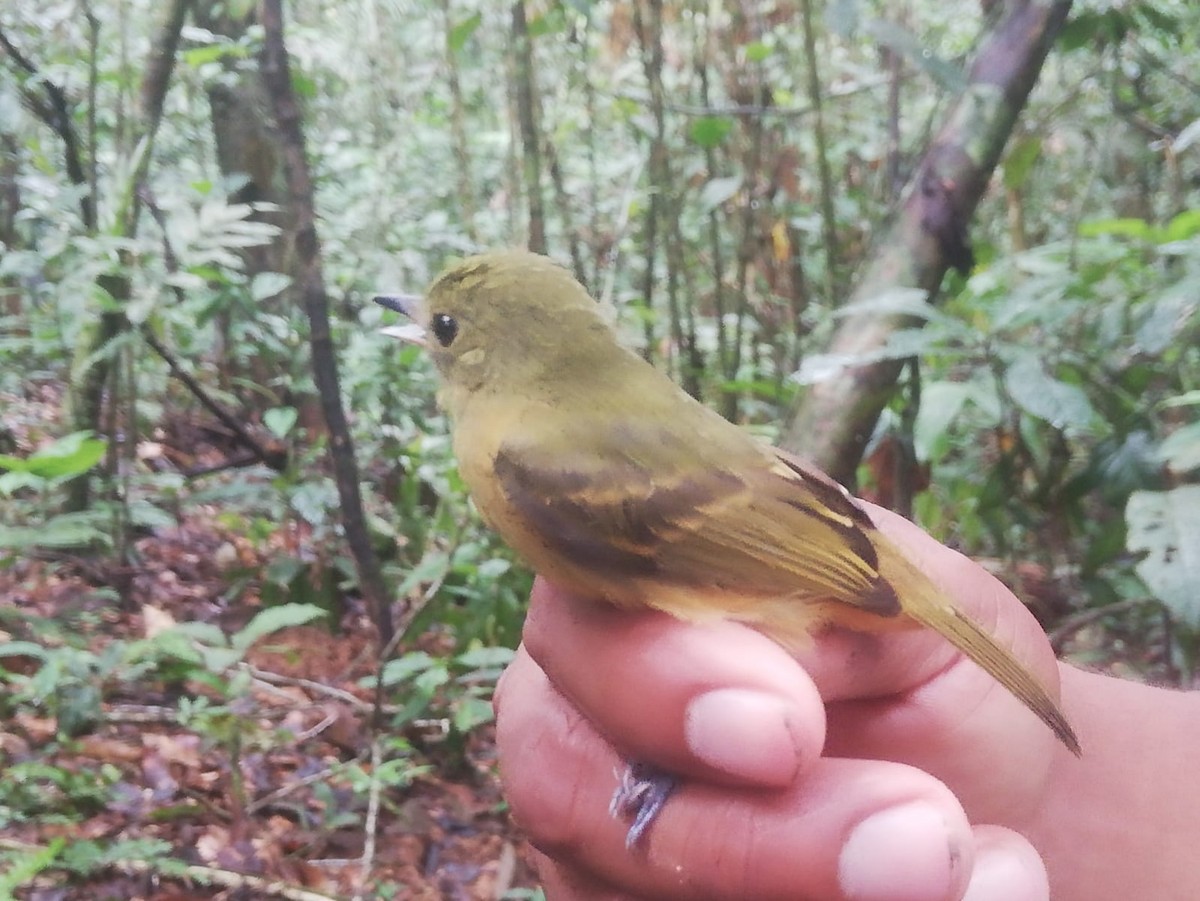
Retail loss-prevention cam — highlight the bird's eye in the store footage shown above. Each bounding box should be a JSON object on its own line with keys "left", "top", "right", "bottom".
{"left": 431, "top": 313, "right": 458, "bottom": 347}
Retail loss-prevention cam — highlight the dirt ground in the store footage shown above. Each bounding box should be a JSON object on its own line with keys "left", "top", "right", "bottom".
{"left": 0, "top": 517, "right": 541, "bottom": 900}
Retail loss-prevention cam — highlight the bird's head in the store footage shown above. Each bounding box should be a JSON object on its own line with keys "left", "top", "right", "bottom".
{"left": 376, "top": 250, "right": 613, "bottom": 410}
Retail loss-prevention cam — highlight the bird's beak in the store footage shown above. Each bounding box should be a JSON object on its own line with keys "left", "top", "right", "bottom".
{"left": 374, "top": 293, "right": 427, "bottom": 346}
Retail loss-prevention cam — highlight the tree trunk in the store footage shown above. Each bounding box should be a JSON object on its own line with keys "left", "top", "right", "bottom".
{"left": 782, "top": 0, "right": 1074, "bottom": 486}
{"left": 67, "top": 0, "right": 192, "bottom": 511}
{"left": 259, "top": 0, "right": 394, "bottom": 648}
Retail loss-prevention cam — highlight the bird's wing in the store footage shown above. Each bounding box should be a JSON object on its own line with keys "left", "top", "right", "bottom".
{"left": 490, "top": 422, "right": 899, "bottom": 615}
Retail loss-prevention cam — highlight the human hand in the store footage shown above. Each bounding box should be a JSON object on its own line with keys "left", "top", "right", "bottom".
{"left": 494, "top": 505, "right": 1068, "bottom": 900}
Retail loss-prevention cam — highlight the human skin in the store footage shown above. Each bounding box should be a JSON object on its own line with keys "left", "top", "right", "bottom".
{"left": 493, "top": 505, "right": 1200, "bottom": 901}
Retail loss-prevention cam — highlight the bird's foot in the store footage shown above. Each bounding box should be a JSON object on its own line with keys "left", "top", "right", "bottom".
{"left": 609, "top": 761, "right": 677, "bottom": 849}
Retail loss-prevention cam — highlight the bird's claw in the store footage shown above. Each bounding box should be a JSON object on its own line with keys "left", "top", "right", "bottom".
{"left": 610, "top": 762, "right": 677, "bottom": 848}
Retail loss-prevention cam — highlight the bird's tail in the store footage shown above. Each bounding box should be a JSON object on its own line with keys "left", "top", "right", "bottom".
{"left": 885, "top": 547, "right": 1081, "bottom": 755}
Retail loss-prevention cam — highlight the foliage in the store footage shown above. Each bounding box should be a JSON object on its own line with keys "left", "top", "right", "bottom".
{"left": 0, "top": 432, "right": 111, "bottom": 553}
{"left": 379, "top": 644, "right": 515, "bottom": 734}
{"left": 1, "top": 0, "right": 1199, "bottom": 891}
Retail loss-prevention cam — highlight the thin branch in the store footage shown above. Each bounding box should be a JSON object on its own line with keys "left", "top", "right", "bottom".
{"left": 1049, "top": 597, "right": 1162, "bottom": 651}
{"left": 246, "top": 754, "right": 366, "bottom": 816}
{"left": 0, "top": 24, "right": 95, "bottom": 228}
{"left": 612, "top": 76, "right": 894, "bottom": 118}
{"left": 0, "top": 840, "right": 343, "bottom": 901}
{"left": 139, "top": 189, "right": 288, "bottom": 471}
{"left": 352, "top": 738, "right": 384, "bottom": 901}
{"left": 246, "top": 664, "right": 376, "bottom": 712}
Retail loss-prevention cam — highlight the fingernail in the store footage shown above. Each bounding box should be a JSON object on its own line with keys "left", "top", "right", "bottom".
{"left": 684, "top": 688, "right": 802, "bottom": 785}
{"left": 962, "top": 844, "right": 1049, "bottom": 901}
{"left": 839, "top": 802, "right": 956, "bottom": 901}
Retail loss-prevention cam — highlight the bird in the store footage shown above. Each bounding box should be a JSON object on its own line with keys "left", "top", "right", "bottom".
{"left": 375, "top": 249, "right": 1080, "bottom": 843}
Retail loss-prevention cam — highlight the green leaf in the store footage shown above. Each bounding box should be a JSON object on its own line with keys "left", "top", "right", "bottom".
{"left": 453, "top": 695, "right": 494, "bottom": 732}
{"left": 414, "top": 664, "right": 450, "bottom": 694}
{"left": 183, "top": 43, "right": 241, "bottom": 67}
{"left": 1003, "top": 136, "right": 1042, "bottom": 190}
{"left": 0, "top": 471, "right": 42, "bottom": 494}
{"left": 1058, "top": 9, "right": 1128, "bottom": 52}
{"left": 250, "top": 271, "right": 291, "bottom": 302}
{"left": 744, "top": 40, "right": 771, "bottom": 62}
{"left": 0, "top": 641, "right": 48, "bottom": 660}
{"left": 1172, "top": 117, "right": 1200, "bottom": 154}
{"left": 265, "top": 555, "right": 305, "bottom": 588}
{"left": 1157, "top": 422, "right": 1200, "bottom": 475}
{"left": 14, "top": 432, "right": 108, "bottom": 479}
{"left": 1003, "top": 354, "right": 1094, "bottom": 430}
{"left": 864, "top": 19, "right": 966, "bottom": 93}
{"left": 0, "top": 515, "right": 110, "bottom": 550}
{"left": 0, "top": 453, "right": 30, "bottom": 472}
{"left": 291, "top": 71, "right": 317, "bottom": 99}
{"left": 448, "top": 13, "right": 482, "bottom": 54}
{"left": 128, "top": 500, "right": 178, "bottom": 531}
{"left": 1126, "top": 486, "right": 1200, "bottom": 627}
{"left": 456, "top": 646, "right": 516, "bottom": 670}
{"left": 913, "top": 381, "right": 974, "bottom": 461}
{"left": 379, "top": 651, "right": 437, "bottom": 686}
{"left": 825, "top": 0, "right": 860, "bottom": 36}
{"left": 0, "top": 837, "right": 65, "bottom": 895}
{"left": 688, "top": 116, "right": 734, "bottom": 149}
{"left": 697, "top": 176, "right": 741, "bottom": 213}
{"left": 1160, "top": 391, "right": 1200, "bottom": 410}
{"left": 1161, "top": 208, "right": 1200, "bottom": 243}
{"left": 1078, "top": 217, "right": 1151, "bottom": 239}
{"left": 527, "top": 6, "right": 566, "bottom": 38}
{"left": 263, "top": 406, "right": 298, "bottom": 439}
{"left": 230, "top": 603, "right": 326, "bottom": 653}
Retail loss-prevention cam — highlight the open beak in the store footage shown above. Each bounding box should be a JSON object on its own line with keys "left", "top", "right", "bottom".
{"left": 374, "top": 293, "right": 427, "bottom": 346}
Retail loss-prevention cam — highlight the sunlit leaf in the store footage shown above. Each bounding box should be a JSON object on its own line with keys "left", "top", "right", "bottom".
{"left": 453, "top": 696, "right": 494, "bottom": 732}
{"left": 1078, "top": 217, "right": 1151, "bottom": 239}
{"left": 1157, "top": 422, "right": 1200, "bottom": 475}
{"left": 697, "top": 176, "right": 741, "bottom": 212}
{"left": 23, "top": 432, "right": 107, "bottom": 479}
{"left": 744, "top": 41, "right": 771, "bottom": 63}
{"left": 864, "top": 19, "right": 965, "bottom": 93}
{"left": 263, "top": 406, "right": 298, "bottom": 439}
{"left": 913, "top": 381, "right": 974, "bottom": 461}
{"left": 1174, "top": 117, "right": 1200, "bottom": 153}
{"left": 251, "top": 271, "right": 291, "bottom": 301}
{"left": 456, "top": 646, "right": 516, "bottom": 669}
{"left": 1003, "top": 136, "right": 1042, "bottom": 190}
{"left": 688, "top": 116, "right": 733, "bottom": 149}
{"left": 448, "top": 13, "right": 482, "bottom": 54}
{"left": 826, "top": 0, "right": 860, "bottom": 37}
{"left": 230, "top": 603, "right": 326, "bottom": 653}
{"left": 1004, "top": 354, "right": 1094, "bottom": 429}
{"left": 1126, "top": 486, "right": 1200, "bottom": 627}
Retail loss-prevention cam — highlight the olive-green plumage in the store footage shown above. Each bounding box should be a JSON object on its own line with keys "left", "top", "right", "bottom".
{"left": 378, "top": 250, "right": 1080, "bottom": 755}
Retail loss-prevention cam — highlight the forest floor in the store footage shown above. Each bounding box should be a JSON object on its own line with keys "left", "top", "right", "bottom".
{"left": 0, "top": 514, "right": 540, "bottom": 901}
{"left": 0, "top": 395, "right": 1178, "bottom": 900}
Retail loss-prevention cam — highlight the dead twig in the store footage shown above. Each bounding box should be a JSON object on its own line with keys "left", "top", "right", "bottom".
{"left": 1049, "top": 597, "right": 1163, "bottom": 651}
{"left": 0, "top": 839, "right": 344, "bottom": 901}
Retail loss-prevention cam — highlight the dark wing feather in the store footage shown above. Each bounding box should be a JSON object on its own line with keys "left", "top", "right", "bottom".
{"left": 491, "top": 424, "right": 900, "bottom": 615}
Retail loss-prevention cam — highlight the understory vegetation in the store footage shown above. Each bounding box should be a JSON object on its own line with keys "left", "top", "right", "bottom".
{"left": 0, "top": 0, "right": 1197, "bottom": 896}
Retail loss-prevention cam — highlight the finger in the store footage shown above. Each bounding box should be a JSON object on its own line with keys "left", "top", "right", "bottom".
{"left": 532, "top": 850, "right": 647, "bottom": 901}
{"left": 799, "top": 504, "right": 1063, "bottom": 703}
{"left": 523, "top": 579, "right": 826, "bottom": 788}
{"left": 962, "top": 826, "right": 1049, "bottom": 901}
{"left": 496, "top": 646, "right": 975, "bottom": 901}
{"left": 808, "top": 507, "right": 1064, "bottom": 818}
